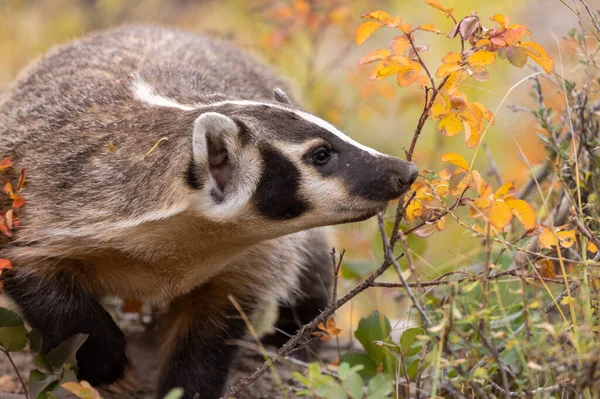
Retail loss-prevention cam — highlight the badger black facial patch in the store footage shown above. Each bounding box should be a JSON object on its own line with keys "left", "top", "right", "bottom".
{"left": 253, "top": 145, "right": 309, "bottom": 219}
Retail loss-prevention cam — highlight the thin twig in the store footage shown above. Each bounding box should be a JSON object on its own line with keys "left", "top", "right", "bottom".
{"left": 2, "top": 348, "right": 29, "bottom": 399}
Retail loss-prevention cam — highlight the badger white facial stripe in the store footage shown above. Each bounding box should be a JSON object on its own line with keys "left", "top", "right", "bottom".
{"left": 130, "top": 83, "right": 382, "bottom": 157}
{"left": 131, "top": 76, "right": 195, "bottom": 111}
{"left": 208, "top": 100, "right": 383, "bottom": 157}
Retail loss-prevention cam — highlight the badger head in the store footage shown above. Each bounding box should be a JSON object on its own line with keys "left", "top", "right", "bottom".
{"left": 186, "top": 90, "right": 418, "bottom": 237}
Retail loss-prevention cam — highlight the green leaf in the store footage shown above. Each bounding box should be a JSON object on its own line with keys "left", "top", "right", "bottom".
{"left": 342, "top": 372, "right": 364, "bottom": 399}
{"left": 506, "top": 46, "right": 528, "bottom": 68}
{"left": 406, "top": 359, "right": 421, "bottom": 380}
{"left": 341, "top": 260, "right": 379, "bottom": 279}
{"left": 400, "top": 327, "right": 425, "bottom": 357}
{"left": 46, "top": 334, "right": 88, "bottom": 370}
{"left": 322, "top": 382, "right": 347, "bottom": 399}
{"left": 0, "top": 326, "right": 28, "bottom": 352}
{"left": 354, "top": 311, "right": 392, "bottom": 366}
{"left": 366, "top": 374, "right": 393, "bottom": 399}
{"left": 163, "top": 388, "right": 185, "bottom": 399}
{"left": 0, "top": 308, "right": 27, "bottom": 352}
{"left": 29, "top": 370, "right": 59, "bottom": 399}
{"left": 293, "top": 371, "right": 310, "bottom": 387}
{"left": 0, "top": 308, "right": 24, "bottom": 327}
{"left": 340, "top": 353, "right": 378, "bottom": 381}
{"left": 33, "top": 353, "right": 53, "bottom": 373}
{"left": 27, "top": 330, "right": 43, "bottom": 353}
{"left": 296, "top": 389, "right": 312, "bottom": 396}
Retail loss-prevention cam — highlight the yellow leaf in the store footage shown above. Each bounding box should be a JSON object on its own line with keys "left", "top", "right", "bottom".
{"left": 370, "top": 64, "right": 401, "bottom": 80}
{"left": 490, "top": 14, "right": 508, "bottom": 28}
{"left": 430, "top": 103, "right": 447, "bottom": 120}
{"left": 438, "top": 112, "right": 463, "bottom": 136}
{"left": 419, "top": 24, "right": 443, "bottom": 33}
{"left": 406, "top": 199, "right": 424, "bottom": 222}
{"left": 467, "top": 51, "right": 496, "bottom": 67}
{"left": 424, "top": 0, "right": 453, "bottom": 14}
{"left": 588, "top": 241, "right": 599, "bottom": 253}
{"left": 489, "top": 201, "right": 513, "bottom": 230}
{"left": 356, "top": 21, "right": 383, "bottom": 45}
{"left": 463, "top": 121, "right": 481, "bottom": 148}
{"left": 361, "top": 10, "right": 395, "bottom": 25}
{"left": 519, "top": 41, "right": 554, "bottom": 74}
{"left": 557, "top": 230, "right": 576, "bottom": 248}
{"left": 442, "top": 52, "right": 462, "bottom": 64}
{"left": 397, "top": 23, "right": 412, "bottom": 34}
{"left": 539, "top": 227, "right": 557, "bottom": 249}
{"left": 397, "top": 61, "right": 422, "bottom": 87}
{"left": 493, "top": 182, "right": 515, "bottom": 200}
{"left": 359, "top": 49, "right": 392, "bottom": 64}
{"left": 506, "top": 199, "right": 536, "bottom": 230}
{"left": 436, "top": 63, "right": 463, "bottom": 78}
{"left": 390, "top": 36, "right": 410, "bottom": 54}
{"left": 475, "top": 38, "right": 492, "bottom": 48}
{"left": 440, "top": 152, "right": 470, "bottom": 171}
{"left": 443, "top": 70, "right": 467, "bottom": 94}
{"left": 470, "top": 102, "right": 494, "bottom": 122}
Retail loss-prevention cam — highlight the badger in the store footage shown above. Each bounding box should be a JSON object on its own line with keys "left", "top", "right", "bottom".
{"left": 0, "top": 25, "right": 418, "bottom": 398}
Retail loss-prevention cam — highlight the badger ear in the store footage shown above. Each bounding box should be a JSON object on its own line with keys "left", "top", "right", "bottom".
{"left": 274, "top": 88, "right": 293, "bottom": 105}
{"left": 192, "top": 112, "right": 239, "bottom": 193}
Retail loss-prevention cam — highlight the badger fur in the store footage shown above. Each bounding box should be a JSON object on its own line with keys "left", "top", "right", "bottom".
{"left": 0, "top": 25, "right": 418, "bottom": 398}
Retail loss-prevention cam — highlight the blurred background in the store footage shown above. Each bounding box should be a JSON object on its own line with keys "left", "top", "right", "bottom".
{"left": 0, "top": 0, "right": 593, "bottom": 339}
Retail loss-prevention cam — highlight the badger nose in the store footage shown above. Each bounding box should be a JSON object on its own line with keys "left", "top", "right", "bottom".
{"left": 395, "top": 161, "right": 419, "bottom": 187}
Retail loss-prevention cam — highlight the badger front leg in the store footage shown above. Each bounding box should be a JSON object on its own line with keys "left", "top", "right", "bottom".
{"left": 158, "top": 278, "right": 258, "bottom": 399}
{"left": 1, "top": 268, "right": 129, "bottom": 386}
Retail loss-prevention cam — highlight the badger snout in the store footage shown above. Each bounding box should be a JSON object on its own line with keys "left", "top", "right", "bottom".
{"left": 393, "top": 160, "right": 419, "bottom": 190}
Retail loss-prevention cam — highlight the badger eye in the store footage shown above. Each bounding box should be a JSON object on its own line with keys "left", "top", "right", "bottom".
{"left": 310, "top": 147, "right": 331, "bottom": 166}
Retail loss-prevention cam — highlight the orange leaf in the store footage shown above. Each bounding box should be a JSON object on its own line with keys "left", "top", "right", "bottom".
{"left": 415, "top": 75, "right": 430, "bottom": 89}
{"left": 419, "top": 24, "right": 443, "bottom": 34}
{"left": 489, "top": 201, "right": 513, "bottom": 230}
{"left": 0, "top": 259, "right": 13, "bottom": 270}
{"left": 536, "top": 259, "right": 556, "bottom": 280}
{"left": 424, "top": 0, "right": 453, "bottom": 14}
{"left": 396, "top": 61, "right": 422, "bottom": 87}
{"left": 587, "top": 241, "right": 598, "bottom": 253}
{"left": 11, "top": 195, "right": 24, "bottom": 209}
{"left": 467, "top": 51, "right": 496, "bottom": 67}
{"left": 355, "top": 21, "right": 383, "bottom": 45}
{"left": 440, "top": 152, "right": 469, "bottom": 171}
{"left": 0, "top": 223, "right": 11, "bottom": 238}
{"left": 0, "top": 158, "right": 11, "bottom": 171}
{"left": 505, "top": 25, "right": 529, "bottom": 46}
{"left": 390, "top": 36, "right": 410, "bottom": 54}
{"left": 518, "top": 41, "right": 554, "bottom": 74}
{"left": 17, "top": 169, "right": 26, "bottom": 192}
{"left": 438, "top": 112, "right": 463, "bottom": 136}
{"left": 359, "top": 49, "right": 392, "bottom": 64}
{"left": 506, "top": 199, "right": 536, "bottom": 230}
{"left": 539, "top": 227, "right": 557, "bottom": 249}
{"left": 2, "top": 181, "right": 14, "bottom": 198}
